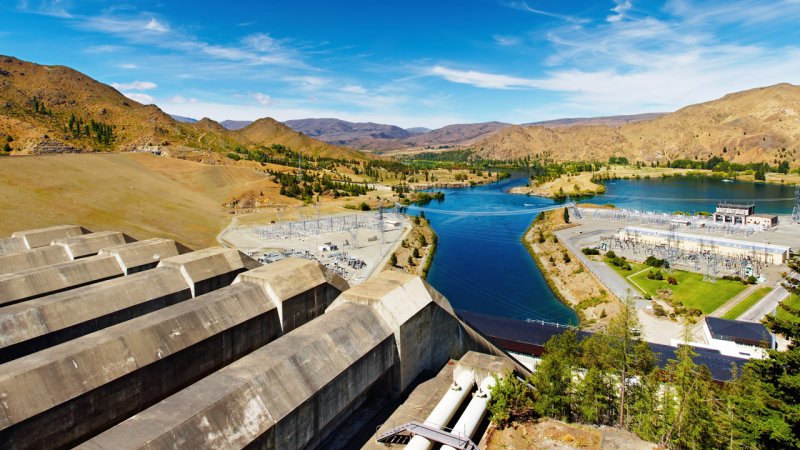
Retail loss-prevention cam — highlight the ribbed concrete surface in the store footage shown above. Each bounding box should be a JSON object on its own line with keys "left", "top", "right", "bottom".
{"left": 0, "top": 245, "right": 71, "bottom": 275}
{"left": 0, "top": 254, "right": 124, "bottom": 306}
{"left": 159, "top": 247, "right": 249, "bottom": 296}
{"left": 0, "top": 281, "right": 282, "bottom": 449}
{"left": 0, "top": 237, "right": 26, "bottom": 255}
{"left": 329, "top": 271, "right": 464, "bottom": 392}
{"left": 11, "top": 225, "right": 83, "bottom": 249}
{"left": 234, "top": 257, "right": 349, "bottom": 332}
{"left": 78, "top": 302, "right": 395, "bottom": 450}
{"left": 0, "top": 266, "right": 191, "bottom": 363}
{"left": 99, "top": 238, "right": 180, "bottom": 274}
{"left": 52, "top": 231, "right": 126, "bottom": 259}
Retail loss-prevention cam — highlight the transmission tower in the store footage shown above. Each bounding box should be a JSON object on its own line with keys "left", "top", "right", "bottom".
{"left": 793, "top": 185, "right": 800, "bottom": 224}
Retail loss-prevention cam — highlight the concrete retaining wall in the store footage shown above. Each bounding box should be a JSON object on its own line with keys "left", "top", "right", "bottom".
{"left": 0, "top": 282, "right": 282, "bottom": 450}
{"left": 0, "top": 254, "right": 124, "bottom": 306}
{"left": 329, "top": 271, "right": 467, "bottom": 393}
{"left": 234, "top": 257, "right": 349, "bottom": 332}
{"left": 158, "top": 247, "right": 250, "bottom": 296}
{"left": 78, "top": 302, "right": 396, "bottom": 450}
{"left": 0, "top": 267, "right": 191, "bottom": 364}
{"left": 99, "top": 238, "right": 180, "bottom": 275}
{"left": 0, "top": 246, "right": 71, "bottom": 275}
{"left": 11, "top": 225, "right": 83, "bottom": 249}
{"left": 52, "top": 231, "right": 126, "bottom": 259}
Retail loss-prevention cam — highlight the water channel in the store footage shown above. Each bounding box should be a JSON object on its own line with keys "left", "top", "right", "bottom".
{"left": 408, "top": 174, "right": 795, "bottom": 325}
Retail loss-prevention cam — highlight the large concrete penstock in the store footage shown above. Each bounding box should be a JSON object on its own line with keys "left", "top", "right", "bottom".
{"left": 158, "top": 246, "right": 252, "bottom": 296}
{"left": 328, "top": 270, "right": 468, "bottom": 393}
{"left": 0, "top": 254, "right": 125, "bottom": 306}
{"left": 0, "top": 245, "right": 71, "bottom": 275}
{"left": 0, "top": 266, "right": 192, "bottom": 364}
{"left": 234, "top": 257, "right": 350, "bottom": 332}
{"left": 78, "top": 302, "right": 397, "bottom": 450}
{"left": 99, "top": 238, "right": 180, "bottom": 274}
{"left": 0, "top": 237, "right": 26, "bottom": 255}
{"left": 11, "top": 225, "right": 84, "bottom": 250}
{"left": 52, "top": 231, "right": 127, "bottom": 259}
{"left": 0, "top": 281, "right": 283, "bottom": 450}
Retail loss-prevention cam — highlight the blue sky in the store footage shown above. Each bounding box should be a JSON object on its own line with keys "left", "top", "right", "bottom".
{"left": 3, "top": 0, "right": 800, "bottom": 128}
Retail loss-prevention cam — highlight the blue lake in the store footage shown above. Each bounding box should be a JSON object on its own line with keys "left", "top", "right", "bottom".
{"left": 408, "top": 174, "right": 795, "bottom": 326}
{"left": 587, "top": 177, "right": 795, "bottom": 214}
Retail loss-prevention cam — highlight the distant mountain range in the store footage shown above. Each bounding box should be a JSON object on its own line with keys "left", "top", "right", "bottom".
{"left": 473, "top": 83, "right": 800, "bottom": 164}
{"left": 3, "top": 54, "right": 798, "bottom": 165}
{"left": 0, "top": 55, "right": 368, "bottom": 160}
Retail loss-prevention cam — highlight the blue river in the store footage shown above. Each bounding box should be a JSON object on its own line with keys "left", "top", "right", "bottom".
{"left": 407, "top": 174, "right": 795, "bottom": 326}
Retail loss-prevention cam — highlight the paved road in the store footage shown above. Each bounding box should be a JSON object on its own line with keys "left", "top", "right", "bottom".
{"left": 739, "top": 284, "right": 790, "bottom": 322}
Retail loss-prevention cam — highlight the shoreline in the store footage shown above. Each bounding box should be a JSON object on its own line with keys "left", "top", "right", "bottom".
{"left": 509, "top": 165, "right": 800, "bottom": 199}
{"left": 521, "top": 210, "right": 620, "bottom": 330}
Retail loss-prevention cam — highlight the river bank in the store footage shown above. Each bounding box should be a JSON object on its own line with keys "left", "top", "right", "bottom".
{"left": 384, "top": 214, "right": 437, "bottom": 279}
{"left": 510, "top": 165, "right": 800, "bottom": 199}
{"left": 522, "top": 208, "right": 620, "bottom": 330}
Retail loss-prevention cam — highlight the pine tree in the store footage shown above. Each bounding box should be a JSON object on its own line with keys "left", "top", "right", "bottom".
{"left": 531, "top": 329, "right": 579, "bottom": 420}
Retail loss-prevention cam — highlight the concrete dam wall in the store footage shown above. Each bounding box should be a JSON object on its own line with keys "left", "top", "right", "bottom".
{"left": 0, "top": 225, "right": 519, "bottom": 450}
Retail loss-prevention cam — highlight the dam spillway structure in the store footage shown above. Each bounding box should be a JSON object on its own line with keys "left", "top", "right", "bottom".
{"left": 0, "top": 225, "right": 524, "bottom": 450}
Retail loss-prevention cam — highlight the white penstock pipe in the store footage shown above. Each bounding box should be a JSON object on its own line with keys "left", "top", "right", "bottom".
{"left": 405, "top": 371, "right": 475, "bottom": 450}
{"left": 440, "top": 376, "right": 496, "bottom": 450}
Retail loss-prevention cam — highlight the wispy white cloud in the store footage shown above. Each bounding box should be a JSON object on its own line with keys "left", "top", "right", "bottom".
{"left": 504, "top": 1, "right": 587, "bottom": 24}
{"left": 144, "top": 18, "right": 169, "bottom": 33}
{"left": 427, "top": 66, "right": 540, "bottom": 89}
{"left": 250, "top": 92, "right": 275, "bottom": 106}
{"left": 118, "top": 63, "right": 138, "bottom": 70}
{"left": 284, "top": 75, "right": 329, "bottom": 91}
{"left": 493, "top": 34, "right": 520, "bottom": 46}
{"left": 169, "top": 95, "right": 198, "bottom": 104}
{"left": 84, "top": 44, "right": 123, "bottom": 54}
{"left": 340, "top": 84, "right": 367, "bottom": 94}
{"left": 17, "top": 0, "right": 72, "bottom": 18}
{"left": 607, "top": 0, "right": 632, "bottom": 22}
{"left": 111, "top": 81, "right": 157, "bottom": 91}
{"left": 431, "top": 0, "right": 800, "bottom": 117}
{"left": 122, "top": 92, "right": 155, "bottom": 104}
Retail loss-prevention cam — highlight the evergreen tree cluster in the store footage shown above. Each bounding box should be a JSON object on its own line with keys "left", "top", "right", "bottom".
{"left": 488, "top": 292, "right": 800, "bottom": 449}
{"left": 269, "top": 170, "right": 369, "bottom": 202}
{"left": 30, "top": 97, "right": 50, "bottom": 115}
{"left": 67, "top": 113, "right": 114, "bottom": 145}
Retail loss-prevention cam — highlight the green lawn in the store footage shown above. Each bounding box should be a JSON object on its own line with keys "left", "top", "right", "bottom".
{"left": 722, "top": 287, "right": 773, "bottom": 320}
{"left": 628, "top": 268, "right": 748, "bottom": 314}
{"left": 777, "top": 293, "right": 800, "bottom": 322}
{"left": 604, "top": 258, "right": 647, "bottom": 278}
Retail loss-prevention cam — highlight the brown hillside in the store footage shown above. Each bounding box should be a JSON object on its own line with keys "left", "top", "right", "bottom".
{"left": 0, "top": 152, "right": 297, "bottom": 249}
{"left": 237, "top": 117, "right": 370, "bottom": 160}
{"left": 0, "top": 55, "right": 367, "bottom": 160}
{"left": 475, "top": 83, "right": 800, "bottom": 165}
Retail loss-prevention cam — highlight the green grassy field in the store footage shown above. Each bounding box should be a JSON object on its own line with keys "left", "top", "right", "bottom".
{"left": 627, "top": 267, "right": 748, "bottom": 314}
{"left": 722, "top": 287, "right": 773, "bottom": 320}
{"left": 604, "top": 258, "right": 646, "bottom": 278}
{"left": 777, "top": 293, "right": 800, "bottom": 322}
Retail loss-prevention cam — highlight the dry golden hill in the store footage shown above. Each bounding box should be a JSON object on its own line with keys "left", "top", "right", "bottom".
{"left": 475, "top": 83, "right": 800, "bottom": 165}
{"left": 0, "top": 55, "right": 367, "bottom": 160}
{"left": 0, "top": 152, "right": 299, "bottom": 249}
{"left": 237, "top": 118, "right": 367, "bottom": 160}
